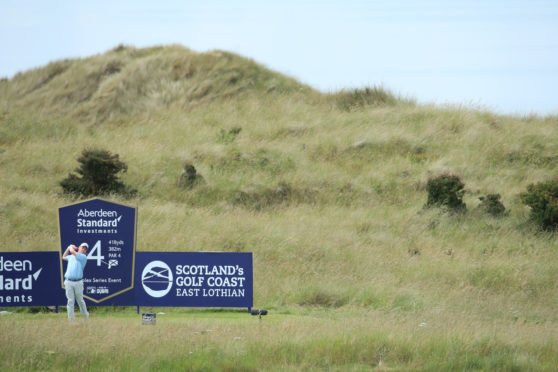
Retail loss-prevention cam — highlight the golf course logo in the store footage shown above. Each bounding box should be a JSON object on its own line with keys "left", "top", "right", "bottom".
{"left": 141, "top": 260, "right": 173, "bottom": 298}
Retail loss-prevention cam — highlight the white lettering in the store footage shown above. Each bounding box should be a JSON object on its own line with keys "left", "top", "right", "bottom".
{"left": 77, "top": 209, "right": 118, "bottom": 218}
{"left": 176, "top": 288, "right": 200, "bottom": 296}
{"left": 174, "top": 265, "right": 243, "bottom": 276}
{"left": 175, "top": 276, "right": 204, "bottom": 287}
{"left": 0, "top": 295, "right": 32, "bottom": 303}
{"left": 0, "top": 257, "right": 32, "bottom": 272}
{"left": 0, "top": 274, "right": 34, "bottom": 290}
{"left": 77, "top": 217, "right": 120, "bottom": 227}
{"left": 202, "top": 288, "right": 245, "bottom": 297}
{"left": 207, "top": 276, "right": 245, "bottom": 287}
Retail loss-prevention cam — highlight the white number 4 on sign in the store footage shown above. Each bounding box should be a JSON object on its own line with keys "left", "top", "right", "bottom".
{"left": 87, "top": 240, "right": 106, "bottom": 267}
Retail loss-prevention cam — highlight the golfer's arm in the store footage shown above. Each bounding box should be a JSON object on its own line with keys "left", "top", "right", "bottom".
{"left": 62, "top": 245, "right": 74, "bottom": 259}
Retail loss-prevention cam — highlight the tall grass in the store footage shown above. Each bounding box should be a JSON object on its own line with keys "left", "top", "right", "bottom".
{"left": 1, "top": 310, "right": 557, "bottom": 371}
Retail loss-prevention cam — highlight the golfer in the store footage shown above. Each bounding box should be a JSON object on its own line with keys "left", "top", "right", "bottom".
{"left": 63, "top": 242, "right": 89, "bottom": 322}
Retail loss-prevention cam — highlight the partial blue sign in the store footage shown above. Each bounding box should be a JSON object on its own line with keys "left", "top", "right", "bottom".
{"left": 135, "top": 252, "right": 253, "bottom": 309}
{"left": 0, "top": 252, "right": 65, "bottom": 307}
{"left": 58, "top": 198, "right": 137, "bottom": 303}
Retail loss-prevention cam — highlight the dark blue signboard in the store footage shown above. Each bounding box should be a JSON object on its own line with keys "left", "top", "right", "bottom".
{"left": 58, "top": 198, "right": 137, "bottom": 304}
{"left": 0, "top": 252, "right": 65, "bottom": 307}
{"left": 135, "top": 252, "right": 253, "bottom": 310}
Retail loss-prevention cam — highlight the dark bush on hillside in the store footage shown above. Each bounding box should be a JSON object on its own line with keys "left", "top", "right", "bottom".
{"left": 477, "top": 194, "right": 506, "bottom": 217}
{"left": 425, "top": 174, "right": 466, "bottom": 211}
{"left": 178, "top": 162, "right": 205, "bottom": 189}
{"left": 520, "top": 178, "right": 558, "bottom": 230}
{"left": 60, "top": 149, "right": 135, "bottom": 197}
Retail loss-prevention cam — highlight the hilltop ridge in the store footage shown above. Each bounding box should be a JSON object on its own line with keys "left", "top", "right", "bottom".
{"left": 1, "top": 44, "right": 318, "bottom": 123}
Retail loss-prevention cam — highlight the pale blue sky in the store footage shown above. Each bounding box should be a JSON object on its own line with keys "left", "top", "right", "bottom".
{"left": 2, "top": 0, "right": 557, "bottom": 115}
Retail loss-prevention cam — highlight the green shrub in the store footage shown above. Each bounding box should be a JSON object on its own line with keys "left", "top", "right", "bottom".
{"left": 425, "top": 174, "right": 466, "bottom": 211}
{"left": 60, "top": 149, "right": 135, "bottom": 197}
{"left": 520, "top": 177, "right": 558, "bottom": 230}
{"left": 217, "top": 127, "right": 242, "bottom": 144}
{"left": 477, "top": 194, "right": 506, "bottom": 217}
{"left": 177, "top": 162, "right": 205, "bottom": 189}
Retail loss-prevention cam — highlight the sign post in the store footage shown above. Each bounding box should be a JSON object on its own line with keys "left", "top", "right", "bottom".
{"left": 58, "top": 198, "right": 137, "bottom": 304}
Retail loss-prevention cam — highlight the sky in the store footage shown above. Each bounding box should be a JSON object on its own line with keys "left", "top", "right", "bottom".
{"left": 2, "top": 0, "right": 558, "bottom": 116}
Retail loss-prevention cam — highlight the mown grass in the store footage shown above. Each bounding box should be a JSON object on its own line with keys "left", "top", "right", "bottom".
{"left": 1, "top": 309, "right": 557, "bottom": 371}
{"left": 1, "top": 45, "right": 558, "bottom": 370}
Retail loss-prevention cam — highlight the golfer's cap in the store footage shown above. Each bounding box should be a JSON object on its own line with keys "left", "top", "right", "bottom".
{"left": 79, "top": 242, "right": 89, "bottom": 248}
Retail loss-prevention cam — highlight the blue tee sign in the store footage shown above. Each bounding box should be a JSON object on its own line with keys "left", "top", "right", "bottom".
{"left": 135, "top": 252, "right": 253, "bottom": 309}
{"left": 58, "top": 198, "right": 137, "bottom": 303}
{"left": 0, "top": 252, "right": 65, "bottom": 306}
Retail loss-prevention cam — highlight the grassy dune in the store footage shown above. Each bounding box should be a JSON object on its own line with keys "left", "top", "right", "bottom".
{"left": 1, "top": 45, "right": 557, "bottom": 370}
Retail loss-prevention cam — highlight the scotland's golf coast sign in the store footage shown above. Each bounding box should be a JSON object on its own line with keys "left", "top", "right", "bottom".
{"left": 0, "top": 198, "right": 253, "bottom": 311}
{"left": 58, "top": 198, "right": 137, "bottom": 303}
{"left": 135, "top": 252, "right": 253, "bottom": 308}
